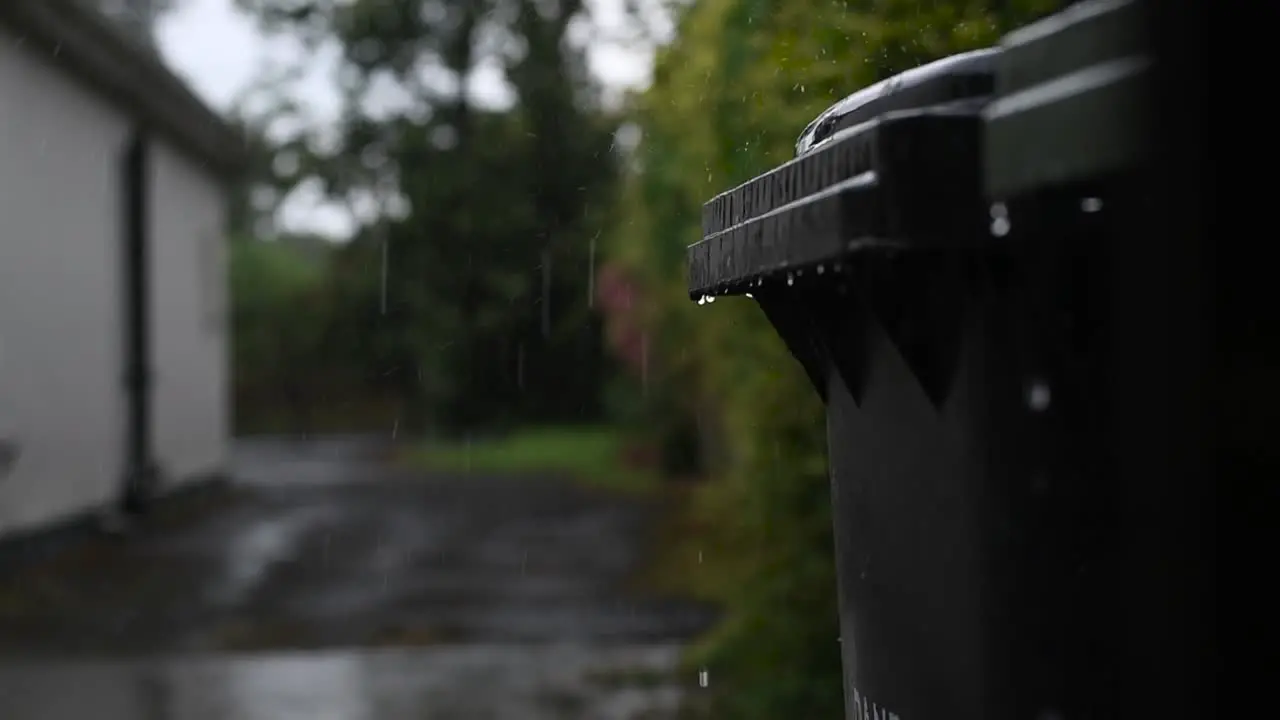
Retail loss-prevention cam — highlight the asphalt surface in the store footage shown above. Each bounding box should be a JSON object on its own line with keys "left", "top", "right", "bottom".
{"left": 0, "top": 436, "right": 715, "bottom": 718}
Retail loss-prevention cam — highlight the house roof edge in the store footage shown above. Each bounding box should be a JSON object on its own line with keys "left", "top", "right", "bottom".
{"left": 0, "top": 1, "right": 250, "bottom": 181}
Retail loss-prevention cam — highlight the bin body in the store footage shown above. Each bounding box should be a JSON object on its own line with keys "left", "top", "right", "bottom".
{"left": 818, "top": 198, "right": 1131, "bottom": 719}
{"left": 687, "top": 1, "right": 1203, "bottom": 718}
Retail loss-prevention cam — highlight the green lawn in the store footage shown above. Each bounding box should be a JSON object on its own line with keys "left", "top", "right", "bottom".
{"left": 401, "top": 426, "right": 658, "bottom": 495}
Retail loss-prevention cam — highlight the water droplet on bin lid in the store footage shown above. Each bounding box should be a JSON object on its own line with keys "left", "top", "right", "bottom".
{"left": 697, "top": 295, "right": 707, "bottom": 305}
{"left": 1026, "top": 380, "right": 1052, "bottom": 412}
{"left": 991, "top": 216, "right": 1011, "bottom": 237}
{"left": 786, "top": 273, "right": 795, "bottom": 286}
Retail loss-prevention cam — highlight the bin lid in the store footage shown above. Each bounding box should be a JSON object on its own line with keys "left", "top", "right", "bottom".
{"left": 796, "top": 48, "right": 1000, "bottom": 157}
{"left": 984, "top": 0, "right": 1151, "bottom": 197}
{"left": 691, "top": 53, "right": 998, "bottom": 300}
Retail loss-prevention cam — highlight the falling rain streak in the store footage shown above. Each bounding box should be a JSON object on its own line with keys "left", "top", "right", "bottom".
{"left": 587, "top": 233, "right": 597, "bottom": 308}
{"left": 541, "top": 249, "right": 552, "bottom": 338}
{"left": 380, "top": 223, "right": 389, "bottom": 315}
{"left": 516, "top": 343, "right": 525, "bottom": 390}
{"left": 640, "top": 332, "right": 649, "bottom": 396}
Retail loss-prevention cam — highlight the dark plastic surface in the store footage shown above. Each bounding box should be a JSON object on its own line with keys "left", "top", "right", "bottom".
{"left": 814, "top": 173, "right": 1156, "bottom": 720}
{"left": 795, "top": 48, "right": 999, "bottom": 156}
{"left": 984, "top": 0, "right": 1150, "bottom": 197}
{"left": 691, "top": 49, "right": 1003, "bottom": 300}
{"left": 690, "top": 109, "right": 986, "bottom": 299}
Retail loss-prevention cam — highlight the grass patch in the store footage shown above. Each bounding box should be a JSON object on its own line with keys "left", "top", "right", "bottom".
{"left": 401, "top": 426, "right": 659, "bottom": 495}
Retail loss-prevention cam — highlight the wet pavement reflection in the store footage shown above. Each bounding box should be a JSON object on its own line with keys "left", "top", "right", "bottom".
{"left": 0, "top": 644, "right": 687, "bottom": 719}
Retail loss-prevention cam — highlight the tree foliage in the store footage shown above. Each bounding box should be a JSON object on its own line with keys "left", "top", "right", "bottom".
{"left": 233, "top": 0, "right": 620, "bottom": 434}
{"left": 229, "top": 234, "right": 331, "bottom": 432}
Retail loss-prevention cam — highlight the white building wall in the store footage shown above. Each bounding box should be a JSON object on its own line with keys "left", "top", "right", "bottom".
{"left": 0, "top": 28, "right": 230, "bottom": 537}
{"left": 0, "top": 27, "right": 132, "bottom": 533}
{"left": 150, "top": 142, "right": 229, "bottom": 483}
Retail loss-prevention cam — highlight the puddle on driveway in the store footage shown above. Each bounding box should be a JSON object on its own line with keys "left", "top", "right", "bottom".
{"left": 212, "top": 507, "right": 330, "bottom": 607}
{"left": 0, "top": 644, "right": 690, "bottom": 720}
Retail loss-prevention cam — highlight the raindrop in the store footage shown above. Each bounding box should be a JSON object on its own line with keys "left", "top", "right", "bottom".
{"left": 989, "top": 202, "right": 1008, "bottom": 219}
{"left": 991, "top": 216, "right": 1011, "bottom": 237}
{"left": 816, "top": 264, "right": 825, "bottom": 275}
{"left": 1026, "top": 379, "right": 1052, "bottom": 412}
{"left": 705, "top": 295, "right": 716, "bottom": 303}
{"left": 391, "top": 418, "right": 399, "bottom": 440}
{"left": 745, "top": 292, "right": 754, "bottom": 298}
{"left": 541, "top": 250, "right": 552, "bottom": 338}
{"left": 697, "top": 295, "right": 707, "bottom": 305}
{"left": 698, "top": 668, "right": 710, "bottom": 688}
{"left": 640, "top": 333, "right": 650, "bottom": 396}
{"left": 787, "top": 273, "right": 795, "bottom": 286}
{"left": 1081, "top": 197, "right": 1103, "bottom": 213}
{"left": 698, "top": 549, "right": 703, "bottom": 564}
{"left": 587, "top": 233, "right": 597, "bottom": 308}
{"left": 379, "top": 224, "right": 389, "bottom": 314}
{"left": 517, "top": 343, "right": 525, "bottom": 390}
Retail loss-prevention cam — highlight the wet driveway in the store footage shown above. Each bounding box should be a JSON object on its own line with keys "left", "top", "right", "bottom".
{"left": 0, "top": 437, "right": 714, "bottom": 718}
{"left": 0, "top": 645, "right": 688, "bottom": 719}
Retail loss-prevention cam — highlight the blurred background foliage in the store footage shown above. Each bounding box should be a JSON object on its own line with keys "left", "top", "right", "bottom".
{"left": 228, "top": 0, "right": 1058, "bottom": 715}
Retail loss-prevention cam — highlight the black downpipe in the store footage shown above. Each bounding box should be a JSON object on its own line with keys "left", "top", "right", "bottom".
{"left": 120, "top": 130, "right": 158, "bottom": 516}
